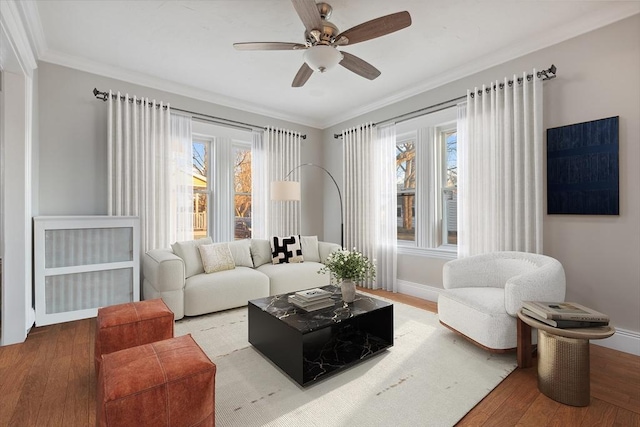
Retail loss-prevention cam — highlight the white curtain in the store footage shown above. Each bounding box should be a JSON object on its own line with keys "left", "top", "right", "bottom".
{"left": 457, "top": 71, "right": 543, "bottom": 257}
{"left": 107, "top": 91, "right": 193, "bottom": 253}
{"left": 343, "top": 122, "right": 397, "bottom": 291}
{"left": 415, "top": 127, "right": 439, "bottom": 248}
{"left": 212, "top": 137, "right": 235, "bottom": 242}
{"left": 251, "top": 127, "right": 301, "bottom": 239}
{"left": 170, "top": 113, "right": 194, "bottom": 243}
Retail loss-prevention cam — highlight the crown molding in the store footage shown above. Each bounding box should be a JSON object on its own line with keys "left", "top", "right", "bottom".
{"left": 15, "top": 0, "right": 47, "bottom": 59}
{"left": 0, "top": 0, "right": 37, "bottom": 75}
{"left": 319, "top": 7, "right": 640, "bottom": 129}
{"left": 39, "top": 49, "right": 324, "bottom": 129}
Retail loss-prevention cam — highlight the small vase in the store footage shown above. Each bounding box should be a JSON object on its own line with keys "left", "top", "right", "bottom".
{"left": 341, "top": 279, "right": 356, "bottom": 303}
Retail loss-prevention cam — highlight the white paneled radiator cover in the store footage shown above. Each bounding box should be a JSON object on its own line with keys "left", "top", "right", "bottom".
{"left": 34, "top": 216, "right": 140, "bottom": 326}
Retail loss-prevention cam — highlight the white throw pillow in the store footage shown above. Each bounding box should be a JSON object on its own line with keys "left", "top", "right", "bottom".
{"left": 251, "top": 239, "right": 272, "bottom": 267}
{"left": 171, "top": 236, "right": 213, "bottom": 278}
{"left": 227, "top": 239, "right": 254, "bottom": 268}
{"left": 300, "top": 235, "right": 320, "bottom": 262}
{"left": 271, "top": 235, "right": 304, "bottom": 264}
{"left": 198, "top": 243, "right": 236, "bottom": 274}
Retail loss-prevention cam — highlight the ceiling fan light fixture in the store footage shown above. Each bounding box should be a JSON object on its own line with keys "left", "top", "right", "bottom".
{"left": 303, "top": 45, "right": 343, "bottom": 73}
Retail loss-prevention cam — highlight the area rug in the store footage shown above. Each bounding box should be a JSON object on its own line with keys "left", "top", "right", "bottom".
{"left": 175, "top": 297, "right": 517, "bottom": 427}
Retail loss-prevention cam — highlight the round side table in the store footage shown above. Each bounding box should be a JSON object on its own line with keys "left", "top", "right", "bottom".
{"left": 516, "top": 310, "right": 615, "bottom": 407}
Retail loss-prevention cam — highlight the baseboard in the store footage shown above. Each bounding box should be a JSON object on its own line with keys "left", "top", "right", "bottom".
{"left": 397, "top": 279, "right": 443, "bottom": 303}
{"left": 396, "top": 279, "right": 640, "bottom": 356}
{"left": 593, "top": 327, "right": 640, "bottom": 356}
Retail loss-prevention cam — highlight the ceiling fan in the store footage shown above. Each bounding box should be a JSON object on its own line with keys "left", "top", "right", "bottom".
{"left": 233, "top": 0, "right": 412, "bottom": 87}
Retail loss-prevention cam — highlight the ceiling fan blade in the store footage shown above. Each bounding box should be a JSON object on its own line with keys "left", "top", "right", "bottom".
{"left": 233, "top": 42, "right": 307, "bottom": 51}
{"left": 339, "top": 51, "right": 381, "bottom": 80}
{"left": 335, "top": 11, "right": 411, "bottom": 46}
{"left": 292, "top": 63, "right": 314, "bottom": 87}
{"left": 291, "top": 0, "right": 323, "bottom": 33}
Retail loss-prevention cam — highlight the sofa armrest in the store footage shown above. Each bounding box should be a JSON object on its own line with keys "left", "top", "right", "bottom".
{"left": 318, "top": 241, "right": 341, "bottom": 264}
{"left": 504, "top": 260, "right": 566, "bottom": 316}
{"left": 142, "top": 249, "right": 186, "bottom": 293}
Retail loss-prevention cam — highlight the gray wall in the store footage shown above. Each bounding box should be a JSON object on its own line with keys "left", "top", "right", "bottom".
{"left": 322, "top": 15, "right": 640, "bottom": 333}
{"left": 37, "top": 62, "right": 325, "bottom": 236}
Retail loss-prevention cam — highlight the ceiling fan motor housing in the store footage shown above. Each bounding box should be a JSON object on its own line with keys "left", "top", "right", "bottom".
{"left": 304, "top": 2, "right": 339, "bottom": 46}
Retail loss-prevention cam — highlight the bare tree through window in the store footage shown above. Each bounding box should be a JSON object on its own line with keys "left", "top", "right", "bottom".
{"left": 396, "top": 140, "right": 416, "bottom": 241}
{"left": 234, "top": 148, "right": 252, "bottom": 239}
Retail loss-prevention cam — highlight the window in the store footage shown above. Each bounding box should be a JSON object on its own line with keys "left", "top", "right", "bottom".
{"left": 441, "top": 127, "right": 457, "bottom": 246}
{"left": 192, "top": 139, "right": 210, "bottom": 240}
{"left": 233, "top": 145, "right": 252, "bottom": 239}
{"left": 396, "top": 137, "right": 416, "bottom": 241}
{"left": 396, "top": 106, "right": 457, "bottom": 254}
{"left": 191, "top": 122, "right": 252, "bottom": 241}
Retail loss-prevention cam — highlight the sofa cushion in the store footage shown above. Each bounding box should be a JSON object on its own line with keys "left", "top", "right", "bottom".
{"left": 184, "top": 267, "right": 270, "bottom": 316}
{"left": 227, "top": 239, "right": 254, "bottom": 268}
{"left": 171, "top": 237, "right": 212, "bottom": 278}
{"left": 251, "top": 239, "right": 272, "bottom": 267}
{"left": 257, "top": 262, "right": 331, "bottom": 296}
{"left": 300, "top": 235, "right": 321, "bottom": 262}
{"left": 271, "top": 235, "right": 304, "bottom": 264}
{"left": 198, "top": 243, "right": 235, "bottom": 274}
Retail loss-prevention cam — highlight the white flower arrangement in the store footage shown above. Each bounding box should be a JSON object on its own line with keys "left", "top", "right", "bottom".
{"left": 318, "top": 248, "right": 376, "bottom": 282}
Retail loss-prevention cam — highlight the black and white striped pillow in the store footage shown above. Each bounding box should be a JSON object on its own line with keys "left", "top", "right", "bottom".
{"left": 271, "top": 235, "right": 304, "bottom": 264}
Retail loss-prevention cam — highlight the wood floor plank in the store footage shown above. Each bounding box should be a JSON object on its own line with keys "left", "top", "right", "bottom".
{"left": 88, "top": 319, "right": 97, "bottom": 427}
{"left": 54, "top": 321, "right": 77, "bottom": 359}
{"left": 63, "top": 320, "right": 92, "bottom": 426}
{"left": 579, "top": 398, "right": 619, "bottom": 426}
{"left": 481, "top": 370, "right": 540, "bottom": 426}
{"left": 613, "top": 407, "right": 640, "bottom": 427}
{"left": 8, "top": 322, "right": 61, "bottom": 426}
{"left": 0, "top": 342, "right": 22, "bottom": 369}
{"left": 34, "top": 354, "right": 72, "bottom": 426}
{"left": 517, "top": 393, "right": 562, "bottom": 426}
{"left": 458, "top": 368, "right": 534, "bottom": 426}
{"left": 0, "top": 338, "right": 41, "bottom": 426}
{"left": 548, "top": 401, "right": 589, "bottom": 426}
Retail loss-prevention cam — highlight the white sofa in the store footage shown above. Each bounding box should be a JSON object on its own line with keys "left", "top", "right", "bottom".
{"left": 438, "top": 251, "right": 566, "bottom": 351}
{"left": 142, "top": 237, "right": 340, "bottom": 320}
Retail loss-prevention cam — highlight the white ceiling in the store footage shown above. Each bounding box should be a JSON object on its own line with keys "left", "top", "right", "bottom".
{"left": 23, "top": 1, "right": 640, "bottom": 128}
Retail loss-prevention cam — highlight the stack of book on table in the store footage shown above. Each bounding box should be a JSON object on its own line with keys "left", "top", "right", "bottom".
{"left": 288, "top": 288, "right": 334, "bottom": 312}
{"left": 522, "top": 301, "right": 610, "bottom": 328}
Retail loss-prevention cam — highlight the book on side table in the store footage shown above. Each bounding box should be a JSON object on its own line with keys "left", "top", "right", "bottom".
{"left": 521, "top": 307, "right": 609, "bottom": 328}
{"left": 522, "top": 301, "right": 609, "bottom": 328}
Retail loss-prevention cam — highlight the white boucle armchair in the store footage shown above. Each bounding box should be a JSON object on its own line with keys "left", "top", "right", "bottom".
{"left": 438, "top": 251, "right": 566, "bottom": 351}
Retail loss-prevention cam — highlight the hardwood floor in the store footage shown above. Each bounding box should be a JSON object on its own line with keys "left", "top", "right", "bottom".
{"left": 1, "top": 290, "right": 638, "bottom": 427}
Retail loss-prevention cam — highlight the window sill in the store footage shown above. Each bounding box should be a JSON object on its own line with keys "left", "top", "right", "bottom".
{"left": 397, "top": 243, "right": 457, "bottom": 260}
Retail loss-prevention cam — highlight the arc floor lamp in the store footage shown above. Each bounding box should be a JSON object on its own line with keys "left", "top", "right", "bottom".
{"left": 270, "top": 163, "right": 344, "bottom": 248}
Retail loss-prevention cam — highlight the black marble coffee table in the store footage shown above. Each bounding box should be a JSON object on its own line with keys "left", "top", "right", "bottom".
{"left": 248, "top": 285, "right": 394, "bottom": 387}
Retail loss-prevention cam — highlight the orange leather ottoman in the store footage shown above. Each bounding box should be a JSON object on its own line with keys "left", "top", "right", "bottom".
{"left": 95, "top": 298, "right": 174, "bottom": 374}
{"left": 97, "top": 334, "right": 216, "bottom": 427}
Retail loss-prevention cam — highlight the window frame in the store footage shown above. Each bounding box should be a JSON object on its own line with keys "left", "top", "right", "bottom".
{"left": 395, "top": 115, "right": 458, "bottom": 260}
{"left": 231, "top": 141, "right": 252, "bottom": 240}
{"left": 192, "top": 136, "right": 213, "bottom": 240}
{"left": 396, "top": 131, "right": 417, "bottom": 244}
{"left": 437, "top": 123, "right": 458, "bottom": 251}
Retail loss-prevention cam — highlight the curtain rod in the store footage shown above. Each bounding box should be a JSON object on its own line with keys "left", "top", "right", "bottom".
{"left": 333, "top": 64, "right": 557, "bottom": 139}
{"left": 92, "top": 88, "right": 307, "bottom": 139}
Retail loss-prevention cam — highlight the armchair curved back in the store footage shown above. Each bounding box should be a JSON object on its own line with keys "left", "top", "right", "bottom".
{"left": 443, "top": 251, "right": 566, "bottom": 316}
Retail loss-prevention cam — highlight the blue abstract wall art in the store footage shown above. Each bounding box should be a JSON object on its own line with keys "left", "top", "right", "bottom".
{"left": 547, "top": 116, "right": 619, "bottom": 215}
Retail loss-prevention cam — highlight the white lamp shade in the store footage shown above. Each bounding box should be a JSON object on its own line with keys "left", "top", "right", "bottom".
{"left": 303, "top": 46, "right": 343, "bottom": 73}
{"left": 270, "top": 181, "right": 301, "bottom": 201}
